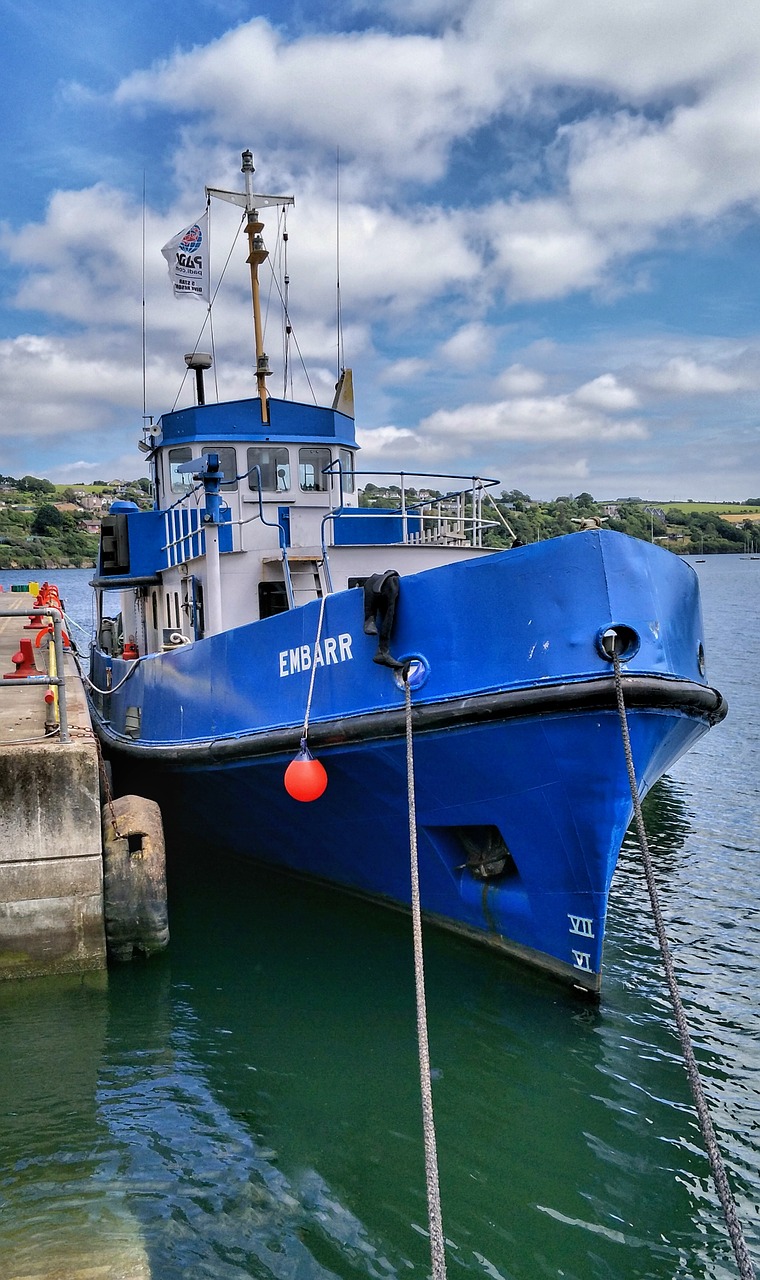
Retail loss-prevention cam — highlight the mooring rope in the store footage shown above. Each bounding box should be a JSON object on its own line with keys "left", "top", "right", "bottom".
{"left": 611, "top": 653, "right": 756, "bottom": 1280}
{"left": 404, "top": 675, "right": 448, "bottom": 1280}
{"left": 302, "top": 590, "right": 327, "bottom": 745}
{"left": 70, "top": 647, "right": 144, "bottom": 697}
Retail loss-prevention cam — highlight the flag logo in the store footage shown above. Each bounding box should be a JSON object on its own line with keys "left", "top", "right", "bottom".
{"left": 179, "top": 224, "right": 203, "bottom": 254}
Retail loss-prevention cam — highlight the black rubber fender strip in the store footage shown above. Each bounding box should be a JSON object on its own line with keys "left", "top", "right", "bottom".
{"left": 90, "top": 674, "right": 726, "bottom": 763}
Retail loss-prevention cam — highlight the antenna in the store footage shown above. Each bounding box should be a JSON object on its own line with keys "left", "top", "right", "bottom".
{"left": 141, "top": 171, "right": 147, "bottom": 419}
{"left": 282, "top": 211, "right": 291, "bottom": 398}
{"left": 336, "top": 147, "right": 345, "bottom": 380}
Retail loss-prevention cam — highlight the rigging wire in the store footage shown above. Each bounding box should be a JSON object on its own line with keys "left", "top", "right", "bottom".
{"left": 209, "top": 198, "right": 219, "bottom": 402}
{"left": 168, "top": 200, "right": 313, "bottom": 411}
{"left": 261, "top": 206, "right": 280, "bottom": 339}
{"left": 263, "top": 256, "right": 318, "bottom": 405}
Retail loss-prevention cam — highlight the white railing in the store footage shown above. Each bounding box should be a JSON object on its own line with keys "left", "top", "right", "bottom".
{"left": 162, "top": 506, "right": 206, "bottom": 568}
{"left": 322, "top": 470, "right": 502, "bottom": 551}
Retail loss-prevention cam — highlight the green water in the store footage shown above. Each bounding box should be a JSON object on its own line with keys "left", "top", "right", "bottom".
{"left": 0, "top": 559, "right": 757, "bottom": 1279}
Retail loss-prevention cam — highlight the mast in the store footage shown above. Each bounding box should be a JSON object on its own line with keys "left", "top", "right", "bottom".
{"left": 206, "top": 150, "right": 294, "bottom": 424}
{"left": 241, "top": 151, "right": 270, "bottom": 423}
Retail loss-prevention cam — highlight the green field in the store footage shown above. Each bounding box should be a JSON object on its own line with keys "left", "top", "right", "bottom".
{"left": 658, "top": 502, "right": 760, "bottom": 515}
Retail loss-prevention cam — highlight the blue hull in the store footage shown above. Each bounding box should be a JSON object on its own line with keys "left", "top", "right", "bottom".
{"left": 89, "top": 532, "right": 725, "bottom": 991}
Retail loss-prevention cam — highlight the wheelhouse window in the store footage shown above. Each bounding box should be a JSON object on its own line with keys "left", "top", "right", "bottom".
{"left": 299, "top": 447, "right": 332, "bottom": 492}
{"left": 202, "top": 446, "right": 238, "bottom": 491}
{"left": 168, "top": 447, "right": 195, "bottom": 493}
{"left": 247, "top": 446, "right": 291, "bottom": 493}
{"left": 338, "top": 448, "right": 355, "bottom": 494}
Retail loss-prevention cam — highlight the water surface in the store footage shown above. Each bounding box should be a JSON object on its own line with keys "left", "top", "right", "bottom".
{"left": 0, "top": 557, "right": 757, "bottom": 1279}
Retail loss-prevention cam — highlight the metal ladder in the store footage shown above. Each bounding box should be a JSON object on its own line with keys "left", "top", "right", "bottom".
{"left": 282, "top": 552, "right": 326, "bottom": 609}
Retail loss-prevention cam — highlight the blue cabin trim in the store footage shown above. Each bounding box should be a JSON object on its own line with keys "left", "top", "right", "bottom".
{"left": 331, "top": 508, "right": 423, "bottom": 544}
{"left": 157, "top": 396, "right": 357, "bottom": 449}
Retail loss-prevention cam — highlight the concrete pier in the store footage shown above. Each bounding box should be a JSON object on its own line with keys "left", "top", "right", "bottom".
{"left": 0, "top": 590, "right": 106, "bottom": 979}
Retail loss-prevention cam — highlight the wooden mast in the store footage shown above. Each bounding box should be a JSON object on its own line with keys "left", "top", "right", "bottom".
{"left": 241, "top": 151, "right": 271, "bottom": 424}
{"left": 207, "top": 151, "right": 294, "bottom": 425}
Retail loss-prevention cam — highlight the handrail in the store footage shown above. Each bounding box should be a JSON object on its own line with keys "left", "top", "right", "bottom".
{"left": 339, "top": 468, "right": 500, "bottom": 486}
{"left": 246, "top": 463, "right": 296, "bottom": 604}
{"left": 320, "top": 468, "right": 500, "bottom": 552}
{"left": 320, "top": 503, "right": 499, "bottom": 557}
{"left": 0, "top": 606, "right": 70, "bottom": 743}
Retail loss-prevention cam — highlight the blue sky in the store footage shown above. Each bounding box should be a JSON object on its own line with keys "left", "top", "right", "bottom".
{"left": 1, "top": 0, "right": 759, "bottom": 500}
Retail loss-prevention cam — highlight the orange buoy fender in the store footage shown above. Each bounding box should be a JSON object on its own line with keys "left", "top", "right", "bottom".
{"left": 284, "top": 741, "right": 328, "bottom": 801}
{"left": 102, "top": 795, "right": 169, "bottom": 961}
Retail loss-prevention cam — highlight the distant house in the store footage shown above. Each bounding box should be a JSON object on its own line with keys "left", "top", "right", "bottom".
{"left": 76, "top": 493, "right": 108, "bottom": 511}
{"left": 82, "top": 521, "right": 101, "bottom": 535}
{"left": 643, "top": 506, "right": 667, "bottom": 521}
{"left": 601, "top": 504, "right": 620, "bottom": 518}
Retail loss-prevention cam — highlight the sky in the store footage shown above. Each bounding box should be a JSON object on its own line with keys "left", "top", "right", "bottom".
{"left": 1, "top": 0, "right": 760, "bottom": 500}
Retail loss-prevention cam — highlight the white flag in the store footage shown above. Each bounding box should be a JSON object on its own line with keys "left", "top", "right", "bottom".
{"left": 161, "top": 211, "right": 210, "bottom": 302}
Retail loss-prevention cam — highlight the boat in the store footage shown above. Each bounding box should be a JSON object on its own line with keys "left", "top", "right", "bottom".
{"left": 86, "top": 151, "right": 726, "bottom": 993}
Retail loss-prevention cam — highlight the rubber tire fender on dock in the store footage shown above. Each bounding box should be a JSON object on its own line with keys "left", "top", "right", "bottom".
{"left": 102, "top": 795, "right": 169, "bottom": 961}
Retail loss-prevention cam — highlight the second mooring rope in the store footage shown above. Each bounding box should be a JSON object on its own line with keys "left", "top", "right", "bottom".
{"left": 612, "top": 653, "right": 755, "bottom": 1280}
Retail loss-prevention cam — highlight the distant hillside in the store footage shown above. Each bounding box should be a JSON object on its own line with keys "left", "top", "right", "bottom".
{"left": 0, "top": 473, "right": 151, "bottom": 569}
{"left": 2, "top": 472, "right": 758, "bottom": 567}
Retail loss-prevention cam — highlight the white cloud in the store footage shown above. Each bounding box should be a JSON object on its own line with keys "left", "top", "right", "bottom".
{"left": 355, "top": 425, "right": 421, "bottom": 457}
{"left": 645, "top": 356, "right": 757, "bottom": 395}
{"left": 563, "top": 88, "right": 760, "bottom": 233}
{"left": 113, "top": 20, "right": 505, "bottom": 184}
{"left": 438, "top": 322, "right": 495, "bottom": 365}
{"left": 0, "top": 335, "right": 139, "bottom": 425}
{"left": 573, "top": 374, "right": 639, "bottom": 411}
{"left": 377, "top": 357, "right": 430, "bottom": 384}
{"left": 459, "top": 0, "right": 760, "bottom": 99}
{"left": 90, "top": 1, "right": 760, "bottom": 315}
{"left": 480, "top": 199, "right": 611, "bottom": 300}
{"left": 419, "top": 394, "right": 648, "bottom": 445}
{"left": 497, "top": 364, "right": 546, "bottom": 395}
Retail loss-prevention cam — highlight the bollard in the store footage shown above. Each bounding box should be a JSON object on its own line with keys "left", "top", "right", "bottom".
{"left": 4, "top": 638, "right": 38, "bottom": 679}
{"left": 24, "top": 597, "right": 48, "bottom": 630}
